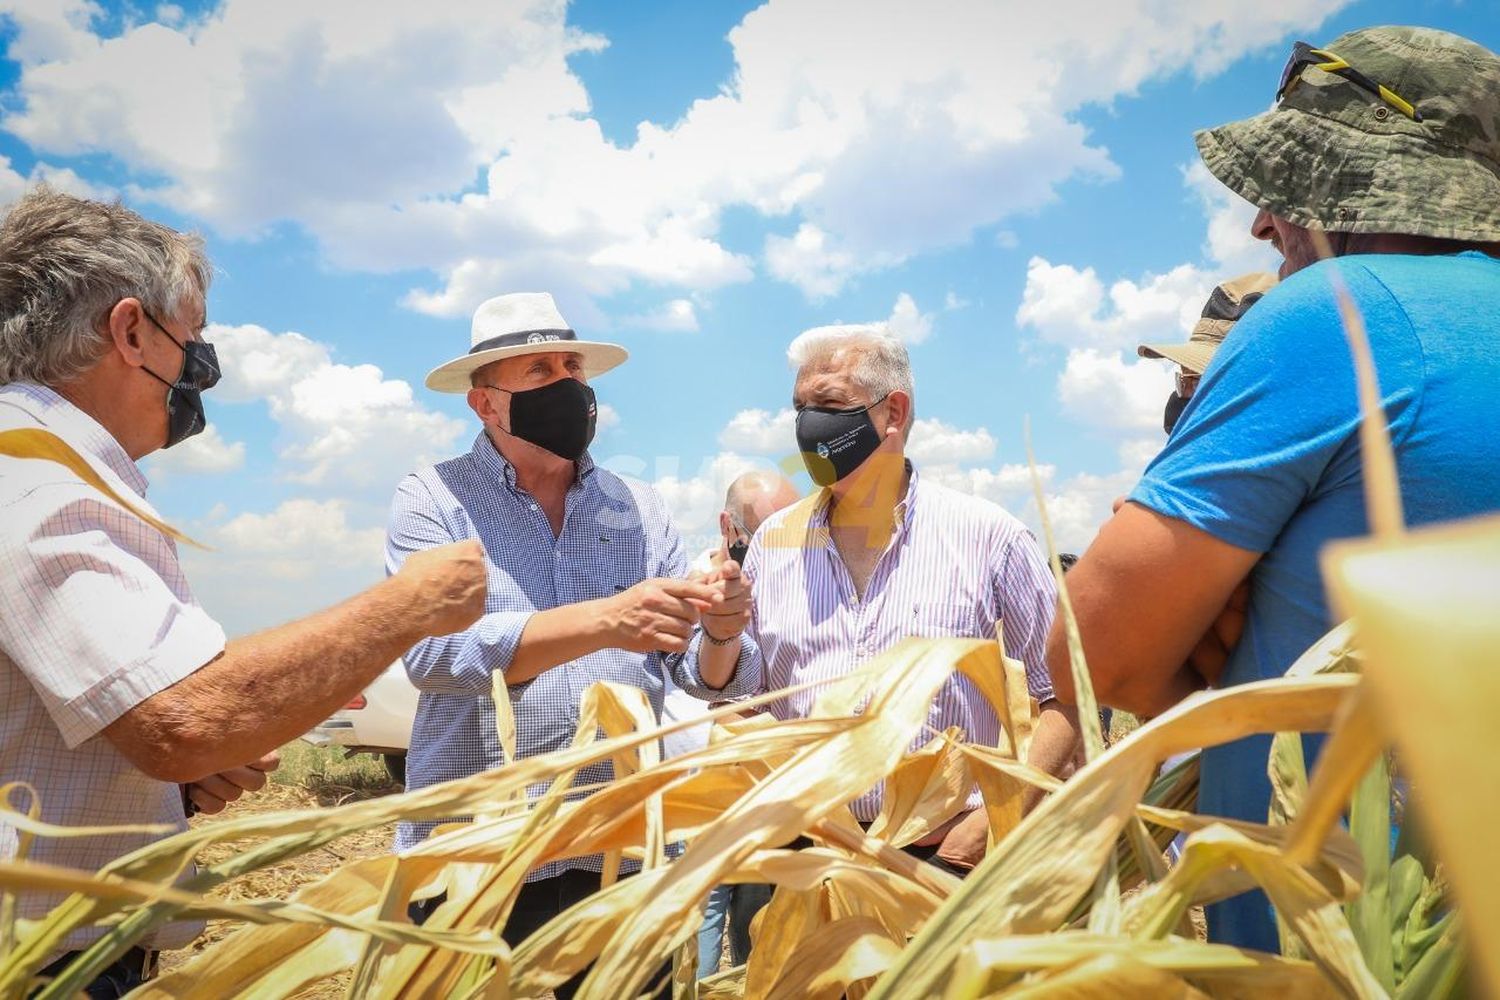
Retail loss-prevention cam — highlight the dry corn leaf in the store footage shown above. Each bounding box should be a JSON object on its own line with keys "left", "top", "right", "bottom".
{"left": 1324, "top": 512, "right": 1500, "bottom": 997}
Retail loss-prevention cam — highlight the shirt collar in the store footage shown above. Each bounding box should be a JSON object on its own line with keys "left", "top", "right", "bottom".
{"left": 810, "top": 459, "right": 919, "bottom": 533}
{"left": 0, "top": 381, "right": 149, "bottom": 497}
{"left": 469, "top": 430, "right": 596, "bottom": 492}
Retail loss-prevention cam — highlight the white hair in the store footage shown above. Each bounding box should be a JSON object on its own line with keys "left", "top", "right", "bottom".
{"left": 786, "top": 322, "right": 915, "bottom": 408}
{"left": 0, "top": 187, "right": 212, "bottom": 387}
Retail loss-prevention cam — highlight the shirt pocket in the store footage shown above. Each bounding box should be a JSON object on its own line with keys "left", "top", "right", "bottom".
{"left": 909, "top": 601, "right": 978, "bottom": 638}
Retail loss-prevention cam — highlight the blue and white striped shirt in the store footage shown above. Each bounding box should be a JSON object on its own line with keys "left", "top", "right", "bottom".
{"left": 385, "top": 432, "right": 754, "bottom": 875}
{"left": 681, "top": 465, "right": 1057, "bottom": 820}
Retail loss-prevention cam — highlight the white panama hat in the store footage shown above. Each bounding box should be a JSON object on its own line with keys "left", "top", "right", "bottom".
{"left": 425, "top": 292, "right": 629, "bottom": 393}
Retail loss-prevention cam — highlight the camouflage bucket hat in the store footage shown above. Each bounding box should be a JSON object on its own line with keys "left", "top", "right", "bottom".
{"left": 1138, "top": 271, "right": 1278, "bottom": 374}
{"left": 1195, "top": 26, "right": 1500, "bottom": 241}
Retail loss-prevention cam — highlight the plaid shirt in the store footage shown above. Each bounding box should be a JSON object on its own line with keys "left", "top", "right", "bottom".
{"left": 682, "top": 465, "right": 1057, "bottom": 821}
{"left": 385, "top": 433, "right": 754, "bottom": 878}
{"left": 0, "top": 382, "right": 224, "bottom": 953}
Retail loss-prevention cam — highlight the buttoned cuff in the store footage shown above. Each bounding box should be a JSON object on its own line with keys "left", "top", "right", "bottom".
{"left": 678, "top": 628, "right": 761, "bottom": 701}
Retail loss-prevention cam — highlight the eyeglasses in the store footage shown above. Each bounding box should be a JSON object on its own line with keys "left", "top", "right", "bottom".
{"left": 1277, "top": 41, "right": 1422, "bottom": 122}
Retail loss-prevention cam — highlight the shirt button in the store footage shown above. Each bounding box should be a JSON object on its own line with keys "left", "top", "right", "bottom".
{"left": 530, "top": 503, "right": 538, "bottom": 511}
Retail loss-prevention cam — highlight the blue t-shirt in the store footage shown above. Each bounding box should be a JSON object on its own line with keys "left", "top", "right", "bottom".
{"left": 1130, "top": 251, "right": 1500, "bottom": 951}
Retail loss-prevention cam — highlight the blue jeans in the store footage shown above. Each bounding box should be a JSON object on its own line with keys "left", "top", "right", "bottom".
{"left": 696, "top": 883, "right": 733, "bottom": 977}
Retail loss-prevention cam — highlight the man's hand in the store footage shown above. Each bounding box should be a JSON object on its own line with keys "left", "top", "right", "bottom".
{"left": 933, "top": 808, "right": 990, "bottom": 871}
{"left": 700, "top": 554, "right": 751, "bottom": 643}
{"left": 1185, "top": 579, "right": 1249, "bottom": 688}
{"left": 603, "top": 578, "right": 719, "bottom": 653}
{"left": 395, "top": 540, "right": 489, "bottom": 637}
{"left": 184, "top": 751, "right": 280, "bottom": 816}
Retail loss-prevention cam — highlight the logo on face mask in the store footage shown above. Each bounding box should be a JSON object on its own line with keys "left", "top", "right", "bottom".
{"left": 794, "top": 394, "right": 889, "bottom": 487}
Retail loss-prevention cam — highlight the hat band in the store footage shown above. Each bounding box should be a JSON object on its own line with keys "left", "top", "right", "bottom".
{"left": 469, "top": 328, "right": 577, "bottom": 354}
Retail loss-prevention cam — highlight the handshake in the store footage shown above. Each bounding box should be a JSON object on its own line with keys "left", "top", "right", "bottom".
{"left": 602, "top": 550, "right": 751, "bottom": 655}
{"left": 389, "top": 538, "right": 751, "bottom": 655}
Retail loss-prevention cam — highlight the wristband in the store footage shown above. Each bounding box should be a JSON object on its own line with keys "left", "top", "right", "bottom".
{"left": 703, "top": 628, "right": 739, "bottom": 647}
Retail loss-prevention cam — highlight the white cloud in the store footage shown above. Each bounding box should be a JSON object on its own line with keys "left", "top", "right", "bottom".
{"left": 906, "top": 417, "right": 995, "bottom": 466}
{"left": 621, "top": 298, "right": 699, "bottom": 333}
{"left": 596, "top": 402, "right": 620, "bottom": 432}
{"left": 0, "top": 0, "right": 1349, "bottom": 318}
{"left": 181, "top": 498, "right": 387, "bottom": 636}
{"left": 1185, "top": 160, "right": 1281, "bottom": 277}
{"left": 143, "top": 424, "right": 246, "bottom": 477}
{"left": 1056, "top": 348, "right": 1174, "bottom": 435}
{"left": 718, "top": 407, "right": 797, "bottom": 455}
{"left": 1017, "top": 256, "right": 1212, "bottom": 353}
{"left": 213, "top": 498, "right": 384, "bottom": 579}
{"left": 885, "top": 292, "right": 933, "bottom": 345}
{"left": 764, "top": 224, "right": 865, "bottom": 300}
{"left": 924, "top": 461, "right": 1042, "bottom": 511}
{"left": 209, "top": 322, "right": 467, "bottom": 490}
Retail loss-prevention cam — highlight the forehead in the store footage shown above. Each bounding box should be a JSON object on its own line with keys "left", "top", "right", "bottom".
{"left": 793, "top": 350, "right": 863, "bottom": 398}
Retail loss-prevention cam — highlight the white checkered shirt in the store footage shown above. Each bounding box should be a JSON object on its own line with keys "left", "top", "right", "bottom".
{"left": 0, "top": 382, "right": 225, "bottom": 953}
{"left": 681, "top": 465, "right": 1057, "bottom": 821}
{"left": 385, "top": 433, "right": 755, "bottom": 879}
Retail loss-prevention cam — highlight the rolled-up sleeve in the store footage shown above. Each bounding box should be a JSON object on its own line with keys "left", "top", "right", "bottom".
{"left": 385, "top": 474, "right": 531, "bottom": 695}
{"left": 0, "top": 492, "right": 225, "bottom": 749}
{"left": 993, "top": 525, "right": 1057, "bottom": 703}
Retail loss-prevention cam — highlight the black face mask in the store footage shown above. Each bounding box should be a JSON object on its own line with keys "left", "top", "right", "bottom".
{"left": 140, "top": 307, "right": 220, "bottom": 449}
{"left": 495, "top": 376, "right": 597, "bottom": 461}
{"left": 1163, "top": 391, "right": 1189, "bottom": 436}
{"left": 795, "top": 394, "right": 888, "bottom": 487}
{"left": 727, "top": 539, "right": 749, "bottom": 566}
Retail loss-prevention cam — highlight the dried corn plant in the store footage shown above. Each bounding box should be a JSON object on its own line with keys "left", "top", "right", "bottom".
{"left": 0, "top": 270, "right": 1492, "bottom": 998}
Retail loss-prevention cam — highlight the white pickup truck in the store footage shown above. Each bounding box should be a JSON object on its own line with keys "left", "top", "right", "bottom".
{"left": 301, "top": 661, "right": 416, "bottom": 784}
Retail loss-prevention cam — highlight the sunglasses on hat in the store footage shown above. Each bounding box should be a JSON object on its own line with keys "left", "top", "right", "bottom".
{"left": 1277, "top": 41, "right": 1422, "bottom": 122}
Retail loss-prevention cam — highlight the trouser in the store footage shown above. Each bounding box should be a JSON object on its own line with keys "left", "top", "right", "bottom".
{"left": 32, "top": 947, "right": 157, "bottom": 999}
{"left": 409, "top": 868, "right": 670, "bottom": 999}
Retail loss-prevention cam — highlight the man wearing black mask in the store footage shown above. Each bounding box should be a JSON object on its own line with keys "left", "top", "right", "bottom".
{"left": 0, "top": 189, "right": 489, "bottom": 997}
{"left": 678, "top": 323, "right": 1074, "bottom": 877}
{"left": 388, "top": 293, "right": 751, "bottom": 996}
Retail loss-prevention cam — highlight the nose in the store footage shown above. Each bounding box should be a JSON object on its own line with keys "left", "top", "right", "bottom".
{"left": 1250, "top": 208, "right": 1276, "bottom": 243}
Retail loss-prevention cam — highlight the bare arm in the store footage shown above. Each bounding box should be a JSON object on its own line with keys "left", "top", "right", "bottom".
{"left": 1045, "top": 502, "right": 1258, "bottom": 717}
{"left": 103, "top": 541, "right": 487, "bottom": 783}
{"left": 502, "top": 578, "right": 723, "bottom": 686}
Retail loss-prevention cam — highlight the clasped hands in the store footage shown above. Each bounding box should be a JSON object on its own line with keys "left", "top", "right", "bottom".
{"left": 601, "top": 548, "right": 751, "bottom": 654}
{"left": 183, "top": 751, "right": 280, "bottom": 816}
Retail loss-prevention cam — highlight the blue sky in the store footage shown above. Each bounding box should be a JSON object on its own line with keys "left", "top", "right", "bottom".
{"left": 0, "top": 0, "right": 1493, "bottom": 634}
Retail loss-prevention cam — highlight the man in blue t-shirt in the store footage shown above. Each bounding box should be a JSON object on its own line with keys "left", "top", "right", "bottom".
{"left": 1045, "top": 25, "right": 1500, "bottom": 952}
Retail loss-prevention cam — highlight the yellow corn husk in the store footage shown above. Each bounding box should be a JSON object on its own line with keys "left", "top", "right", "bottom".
{"left": 0, "top": 428, "right": 201, "bottom": 547}
{"left": 1324, "top": 513, "right": 1500, "bottom": 997}
{"left": 947, "top": 933, "right": 1330, "bottom": 999}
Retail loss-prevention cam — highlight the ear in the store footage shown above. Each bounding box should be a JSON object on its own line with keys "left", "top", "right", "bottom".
{"left": 104, "top": 298, "right": 150, "bottom": 369}
{"left": 467, "top": 384, "right": 508, "bottom": 432}
{"left": 882, "top": 390, "right": 912, "bottom": 439}
{"left": 718, "top": 510, "right": 735, "bottom": 544}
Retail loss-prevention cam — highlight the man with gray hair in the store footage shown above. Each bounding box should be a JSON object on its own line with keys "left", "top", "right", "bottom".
{"left": 682, "top": 323, "right": 1075, "bottom": 876}
{"left": 0, "top": 188, "right": 486, "bottom": 994}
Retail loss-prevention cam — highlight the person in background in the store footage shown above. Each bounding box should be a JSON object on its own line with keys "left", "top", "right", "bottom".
{"left": 1139, "top": 272, "right": 1277, "bottom": 436}
{"left": 673, "top": 470, "right": 798, "bottom": 977}
{"left": 1048, "top": 26, "right": 1500, "bottom": 951}
{"left": 387, "top": 291, "right": 752, "bottom": 997}
{"left": 0, "top": 189, "right": 487, "bottom": 997}
{"left": 682, "top": 323, "right": 1072, "bottom": 879}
